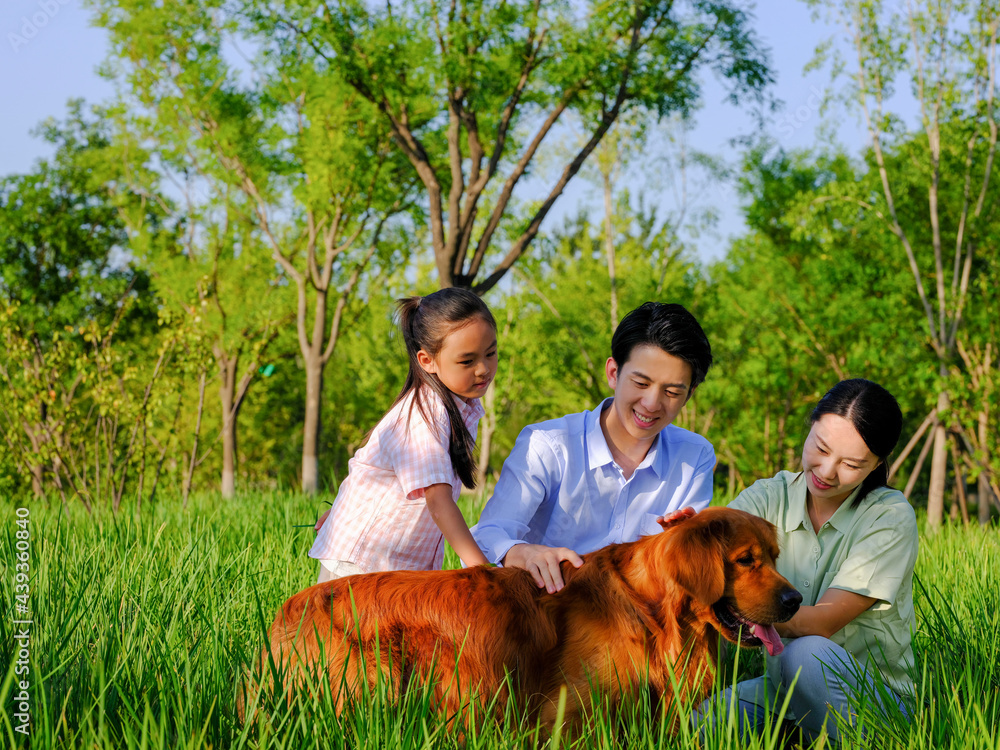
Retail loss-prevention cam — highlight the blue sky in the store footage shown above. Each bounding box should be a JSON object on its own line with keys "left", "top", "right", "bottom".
{"left": 1, "top": 0, "right": 872, "bottom": 262}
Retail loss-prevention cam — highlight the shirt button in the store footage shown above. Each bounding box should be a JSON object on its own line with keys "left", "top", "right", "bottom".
{"left": 803, "top": 581, "right": 810, "bottom": 587}
{"left": 813, "top": 547, "right": 820, "bottom": 554}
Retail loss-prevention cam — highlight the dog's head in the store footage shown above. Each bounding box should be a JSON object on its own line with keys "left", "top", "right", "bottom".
{"left": 658, "top": 507, "right": 802, "bottom": 656}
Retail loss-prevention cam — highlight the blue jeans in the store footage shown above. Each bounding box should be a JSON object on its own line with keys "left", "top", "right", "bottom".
{"left": 695, "top": 636, "right": 911, "bottom": 743}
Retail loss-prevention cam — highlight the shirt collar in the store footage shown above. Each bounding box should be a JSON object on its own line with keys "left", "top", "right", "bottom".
{"left": 585, "top": 397, "right": 664, "bottom": 476}
{"left": 454, "top": 394, "right": 485, "bottom": 424}
{"left": 828, "top": 485, "right": 864, "bottom": 531}
{"left": 785, "top": 473, "right": 810, "bottom": 532}
{"left": 586, "top": 399, "right": 615, "bottom": 470}
{"left": 785, "top": 471, "right": 864, "bottom": 533}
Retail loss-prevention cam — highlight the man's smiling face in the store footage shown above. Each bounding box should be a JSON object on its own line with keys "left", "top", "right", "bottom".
{"left": 604, "top": 344, "right": 693, "bottom": 447}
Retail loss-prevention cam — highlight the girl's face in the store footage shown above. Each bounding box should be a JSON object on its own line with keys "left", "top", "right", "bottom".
{"left": 801, "top": 413, "right": 881, "bottom": 505}
{"left": 417, "top": 317, "right": 498, "bottom": 402}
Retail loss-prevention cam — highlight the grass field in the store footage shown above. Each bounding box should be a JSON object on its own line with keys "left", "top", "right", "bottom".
{"left": 1, "top": 491, "right": 998, "bottom": 749}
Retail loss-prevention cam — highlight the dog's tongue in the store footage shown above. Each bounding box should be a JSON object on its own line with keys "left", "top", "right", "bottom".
{"left": 751, "top": 624, "right": 785, "bottom": 656}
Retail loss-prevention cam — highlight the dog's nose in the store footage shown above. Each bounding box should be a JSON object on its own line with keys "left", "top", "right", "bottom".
{"left": 781, "top": 588, "right": 803, "bottom": 614}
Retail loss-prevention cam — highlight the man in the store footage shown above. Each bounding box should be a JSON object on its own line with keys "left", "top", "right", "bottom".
{"left": 471, "top": 302, "right": 715, "bottom": 592}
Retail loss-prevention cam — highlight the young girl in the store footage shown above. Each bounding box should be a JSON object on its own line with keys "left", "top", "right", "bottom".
{"left": 309, "top": 288, "right": 495, "bottom": 582}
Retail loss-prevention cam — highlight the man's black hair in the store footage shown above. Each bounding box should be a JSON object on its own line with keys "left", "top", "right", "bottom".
{"left": 611, "top": 302, "right": 713, "bottom": 389}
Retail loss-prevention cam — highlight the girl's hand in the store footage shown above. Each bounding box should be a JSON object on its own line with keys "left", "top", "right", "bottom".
{"left": 314, "top": 508, "right": 332, "bottom": 533}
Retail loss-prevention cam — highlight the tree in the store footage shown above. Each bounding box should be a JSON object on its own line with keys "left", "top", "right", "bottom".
{"left": 699, "top": 146, "right": 929, "bottom": 495}
{"left": 93, "top": 0, "right": 418, "bottom": 492}
{"left": 806, "top": 0, "right": 1000, "bottom": 527}
{"left": 568, "top": 111, "right": 719, "bottom": 332}
{"left": 141, "top": 202, "right": 287, "bottom": 499}
{"left": 254, "top": 0, "right": 772, "bottom": 292}
{"left": 0, "top": 104, "right": 162, "bottom": 504}
{"left": 948, "top": 250, "right": 1000, "bottom": 523}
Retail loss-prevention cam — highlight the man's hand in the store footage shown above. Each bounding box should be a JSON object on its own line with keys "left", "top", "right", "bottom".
{"left": 656, "top": 506, "right": 697, "bottom": 531}
{"left": 503, "top": 543, "right": 584, "bottom": 594}
{"left": 314, "top": 508, "right": 332, "bottom": 533}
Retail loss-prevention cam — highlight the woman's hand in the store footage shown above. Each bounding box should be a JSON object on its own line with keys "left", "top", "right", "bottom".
{"left": 656, "top": 506, "right": 697, "bottom": 530}
{"left": 775, "top": 587, "right": 877, "bottom": 639}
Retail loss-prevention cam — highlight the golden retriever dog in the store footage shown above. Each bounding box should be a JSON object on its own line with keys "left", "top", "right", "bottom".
{"left": 239, "top": 507, "right": 801, "bottom": 730}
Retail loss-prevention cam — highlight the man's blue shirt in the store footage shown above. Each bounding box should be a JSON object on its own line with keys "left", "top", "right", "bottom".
{"left": 472, "top": 398, "right": 716, "bottom": 564}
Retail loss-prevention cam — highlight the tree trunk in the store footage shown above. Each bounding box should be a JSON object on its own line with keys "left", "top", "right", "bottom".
{"left": 927, "top": 386, "right": 949, "bottom": 529}
{"left": 949, "top": 438, "right": 970, "bottom": 526}
{"left": 302, "top": 357, "right": 323, "bottom": 494}
{"left": 980, "top": 406, "right": 993, "bottom": 524}
{"left": 26, "top": 420, "right": 44, "bottom": 497}
{"left": 602, "top": 171, "right": 619, "bottom": 332}
{"left": 182, "top": 451, "right": 192, "bottom": 503}
{"left": 183, "top": 369, "right": 207, "bottom": 509}
{"left": 137, "top": 418, "right": 147, "bottom": 512}
{"left": 763, "top": 410, "right": 771, "bottom": 476}
{"left": 216, "top": 349, "right": 240, "bottom": 499}
{"left": 30, "top": 462, "right": 44, "bottom": 497}
{"left": 903, "top": 419, "right": 936, "bottom": 499}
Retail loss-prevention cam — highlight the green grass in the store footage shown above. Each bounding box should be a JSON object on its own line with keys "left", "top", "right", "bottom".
{"left": 0, "top": 492, "right": 997, "bottom": 749}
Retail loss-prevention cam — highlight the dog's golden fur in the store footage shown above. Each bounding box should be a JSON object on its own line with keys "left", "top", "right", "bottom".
{"left": 239, "top": 507, "right": 800, "bottom": 729}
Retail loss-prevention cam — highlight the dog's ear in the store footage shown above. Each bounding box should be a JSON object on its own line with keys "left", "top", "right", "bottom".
{"left": 664, "top": 517, "right": 727, "bottom": 607}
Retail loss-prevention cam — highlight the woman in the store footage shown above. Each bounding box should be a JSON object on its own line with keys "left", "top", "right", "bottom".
{"left": 707, "top": 379, "right": 918, "bottom": 742}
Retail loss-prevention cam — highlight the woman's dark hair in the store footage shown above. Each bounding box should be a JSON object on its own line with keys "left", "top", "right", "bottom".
{"left": 811, "top": 378, "right": 903, "bottom": 506}
{"left": 391, "top": 287, "right": 496, "bottom": 490}
{"left": 611, "top": 302, "right": 713, "bottom": 389}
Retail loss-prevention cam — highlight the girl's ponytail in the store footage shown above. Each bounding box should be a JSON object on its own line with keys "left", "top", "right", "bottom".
{"left": 396, "top": 296, "right": 422, "bottom": 342}
{"left": 391, "top": 289, "right": 496, "bottom": 489}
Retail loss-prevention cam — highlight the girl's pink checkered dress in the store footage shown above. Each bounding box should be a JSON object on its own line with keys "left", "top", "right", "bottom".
{"left": 309, "top": 388, "right": 484, "bottom": 573}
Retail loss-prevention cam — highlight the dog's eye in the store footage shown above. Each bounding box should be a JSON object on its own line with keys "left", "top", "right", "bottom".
{"left": 736, "top": 554, "right": 754, "bottom": 566}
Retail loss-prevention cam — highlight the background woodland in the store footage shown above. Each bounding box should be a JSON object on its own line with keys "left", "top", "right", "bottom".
{"left": 2, "top": 0, "right": 998, "bottom": 531}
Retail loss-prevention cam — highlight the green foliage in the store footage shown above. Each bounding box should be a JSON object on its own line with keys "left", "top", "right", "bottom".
{"left": 787, "top": 111, "right": 1000, "bottom": 501}
{"left": 0, "top": 300, "right": 180, "bottom": 511}
{"left": 801, "top": 0, "right": 1000, "bottom": 524}
{"left": 1, "top": 0, "right": 995, "bottom": 514}
{"left": 945, "top": 252, "right": 1000, "bottom": 490}
{"left": 0, "top": 101, "right": 139, "bottom": 338}
{"left": 248, "top": 0, "right": 772, "bottom": 290}
{"left": 697, "top": 145, "right": 933, "bottom": 488}
{"left": 0, "top": 106, "right": 166, "bottom": 508}
{"left": 93, "top": 0, "right": 413, "bottom": 252}
{"left": 91, "top": 0, "right": 422, "bottom": 492}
